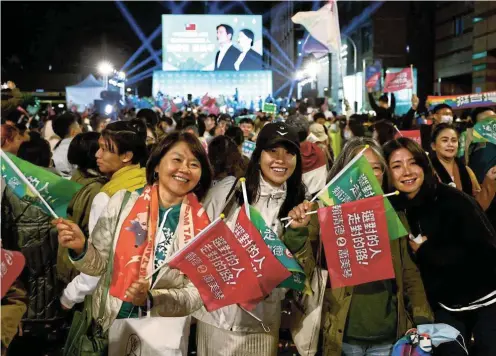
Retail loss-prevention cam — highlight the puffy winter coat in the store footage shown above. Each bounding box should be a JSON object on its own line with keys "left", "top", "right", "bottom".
{"left": 69, "top": 189, "right": 203, "bottom": 332}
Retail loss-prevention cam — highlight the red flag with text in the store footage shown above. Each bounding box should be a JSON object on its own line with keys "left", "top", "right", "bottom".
{"left": 168, "top": 219, "right": 264, "bottom": 312}
{"left": 395, "top": 130, "right": 422, "bottom": 145}
{"left": 384, "top": 67, "right": 413, "bottom": 93}
{"left": 317, "top": 195, "right": 395, "bottom": 289}
{"left": 235, "top": 207, "right": 292, "bottom": 309}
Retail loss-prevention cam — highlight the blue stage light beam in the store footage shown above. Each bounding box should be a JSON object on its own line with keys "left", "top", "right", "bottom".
{"left": 115, "top": 1, "right": 161, "bottom": 66}
{"left": 263, "top": 47, "right": 294, "bottom": 77}
{"left": 127, "top": 64, "right": 161, "bottom": 83}
{"left": 127, "top": 50, "right": 163, "bottom": 75}
{"left": 274, "top": 79, "right": 294, "bottom": 98}
{"left": 126, "top": 73, "right": 154, "bottom": 86}
{"left": 121, "top": 26, "right": 162, "bottom": 71}
{"left": 217, "top": 1, "right": 239, "bottom": 14}
{"left": 261, "top": 28, "right": 295, "bottom": 70}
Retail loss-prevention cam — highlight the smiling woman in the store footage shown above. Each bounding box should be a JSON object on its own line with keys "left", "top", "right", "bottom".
{"left": 54, "top": 131, "right": 213, "bottom": 355}
{"left": 196, "top": 123, "right": 315, "bottom": 356}
{"left": 384, "top": 137, "right": 496, "bottom": 356}
{"left": 429, "top": 123, "right": 496, "bottom": 211}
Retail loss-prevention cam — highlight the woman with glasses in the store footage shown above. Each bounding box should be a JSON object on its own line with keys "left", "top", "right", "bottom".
{"left": 305, "top": 137, "right": 432, "bottom": 356}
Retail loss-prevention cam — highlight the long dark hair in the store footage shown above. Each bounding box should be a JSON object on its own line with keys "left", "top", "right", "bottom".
{"left": 146, "top": 131, "right": 212, "bottom": 201}
{"left": 208, "top": 136, "right": 247, "bottom": 180}
{"left": 241, "top": 143, "right": 306, "bottom": 219}
{"left": 382, "top": 137, "right": 438, "bottom": 198}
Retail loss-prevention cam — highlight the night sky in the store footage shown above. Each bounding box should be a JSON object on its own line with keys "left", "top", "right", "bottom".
{"left": 1, "top": 1, "right": 289, "bottom": 94}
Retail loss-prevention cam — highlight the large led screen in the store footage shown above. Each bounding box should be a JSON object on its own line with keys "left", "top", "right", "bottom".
{"left": 162, "top": 15, "right": 263, "bottom": 71}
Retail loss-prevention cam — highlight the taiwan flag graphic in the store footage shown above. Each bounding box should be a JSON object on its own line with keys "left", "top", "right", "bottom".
{"left": 185, "top": 23, "right": 196, "bottom": 31}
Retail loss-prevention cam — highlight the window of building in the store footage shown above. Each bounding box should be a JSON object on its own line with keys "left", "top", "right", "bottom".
{"left": 454, "top": 16, "right": 463, "bottom": 36}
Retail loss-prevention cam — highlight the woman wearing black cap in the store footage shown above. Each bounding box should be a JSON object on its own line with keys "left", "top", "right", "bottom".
{"left": 195, "top": 122, "right": 315, "bottom": 356}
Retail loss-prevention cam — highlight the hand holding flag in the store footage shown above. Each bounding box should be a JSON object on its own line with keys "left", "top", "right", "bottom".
{"left": 52, "top": 218, "right": 86, "bottom": 255}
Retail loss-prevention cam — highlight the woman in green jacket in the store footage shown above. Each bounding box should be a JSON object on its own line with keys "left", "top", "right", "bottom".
{"left": 288, "top": 137, "right": 433, "bottom": 356}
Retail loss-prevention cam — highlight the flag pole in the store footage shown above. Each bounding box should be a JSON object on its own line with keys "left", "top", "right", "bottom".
{"left": 393, "top": 125, "right": 403, "bottom": 136}
{"left": 145, "top": 214, "right": 224, "bottom": 280}
{"left": 281, "top": 191, "right": 400, "bottom": 221}
{"left": 1, "top": 150, "right": 59, "bottom": 219}
{"left": 285, "top": 145, "right": 369, "bottom": 228}
{"left": 240, "top": 178, "right": 251, "bottom": 220}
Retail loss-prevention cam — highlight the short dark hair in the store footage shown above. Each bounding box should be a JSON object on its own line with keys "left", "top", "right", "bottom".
{"left": 378, "top": 94, "right": 389, "bottom": 104}
{"left": 348, "top": 116, "right": 366, "bottom": 137}
{"left": 146, "top": 131, "right": 212, "bottom": 201}
{"left": 89, "top": 114, "right": 106, "bottom": 132}
{"left": 102, "top": 119, "right": 148, "bottom": 166}
{"left": 137, "top": 108, "right": 158, "bottom": 127}
{"left": 68, "top": 132, "right": 101, "bottom": 173}
{"left": 240, "top": 29, "right": 254, "bottom": 46}
{"left": 225, "top": 126, "right": 244, "bottom": 147}
{"left": 217, "top": 24, "right": 234, "bottom": 38}
{"left": 53, "top": 112, "right": 78, "bottom": 138}
{"left": 313, "top": 112, "right": 326, "bottom": 122}
{"left": 239, "top": 118, "right": 254, "bottom": 126}
{"left": 208, "top": 136, "right": 247, "bottom": 180}
{"left": 383, "top": 137, "right": 437, "bottom": 195}
{"left": 17, "top": 134, "right": 51, "bottom": 168}
{"left": 432, "top": 103, "right": 452, "bottom": 114}
{"left": 372, "top": 120, "right": 395, "bottom": 146}
{"left": 471, "top": 106, "right": 494, "bottom": 122}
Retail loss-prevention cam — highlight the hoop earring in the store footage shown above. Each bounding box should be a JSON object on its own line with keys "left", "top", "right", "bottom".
{"left": 153, "top": 172, "right": 158, "bottom": 181}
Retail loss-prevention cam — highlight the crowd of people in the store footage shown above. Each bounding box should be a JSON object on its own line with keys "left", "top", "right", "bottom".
{"left": 1, "top": 89, "right": 496, "bottom": 356}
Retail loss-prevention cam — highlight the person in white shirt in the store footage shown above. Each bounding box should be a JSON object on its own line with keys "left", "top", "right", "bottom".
{"left": 214, "top": 24, "right": 241, "bottom": 71}
{"left": 52, "top": 112, "right": 82, "bottom": 178}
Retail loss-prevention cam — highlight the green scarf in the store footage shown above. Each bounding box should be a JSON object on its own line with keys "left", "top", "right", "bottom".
{"left": 100, "top": 164, "right": 147, "bottom": 197}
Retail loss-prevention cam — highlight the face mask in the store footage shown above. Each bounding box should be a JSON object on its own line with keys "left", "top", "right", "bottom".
{"left": 344, "top": 130, "right": 352, "bottom": 140}
{"left": 440, "top": 115, "right": 453, "bottom": 124}
{"left": 417, "top": 323, "right": 468, "bottom": 353}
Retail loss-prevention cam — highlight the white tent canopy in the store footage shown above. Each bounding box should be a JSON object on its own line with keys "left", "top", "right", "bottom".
{"left": 65, "top": 74, "right": 104, "bottom": 111}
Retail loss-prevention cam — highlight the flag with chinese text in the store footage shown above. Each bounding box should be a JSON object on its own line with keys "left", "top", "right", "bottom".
{"left": 383, "top": 68, "right": 413, "bottom": 93}
{"left": 317, "top": 196, "right": 395, "bottom": 289}
{"left": 235, "top": 206, "right": 292, "bottom": 309}
{"left": 1, "top": 151, "right": 82, "bottom": 218}
{"left": 318, "top": 154, "right": 406, "bottom": 240}
{"left": 473, "top": 115, "right": 496, "bottom": 145}
{"left": 168, "top": 219, "right": 264, "bottom": 312}
{"left": 247, "top": 205, "right": 306, "bottom": 291}
{"left": 396, "top": 130, "right": 421, "bottom": 146}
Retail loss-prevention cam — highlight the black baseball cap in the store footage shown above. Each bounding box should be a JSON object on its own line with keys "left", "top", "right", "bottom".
{"left": 256, "top": 122, "right": 300, "bottom": 152}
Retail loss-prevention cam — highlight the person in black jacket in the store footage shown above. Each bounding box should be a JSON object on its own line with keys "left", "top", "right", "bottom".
{"left": 383, "top": 137, "right": 496, "bottom": 356}
{"left": 214, "top": 24, "right": 241, "bottom": 71}
{"left": 367, "top": 88, "right": 395, "bottom": 122}
{"left": 234, "top": 29, "right": 263, "bottom": 71}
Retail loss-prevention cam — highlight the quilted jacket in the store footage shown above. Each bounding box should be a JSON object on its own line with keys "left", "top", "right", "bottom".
{"left": 70, "top": 189, "right": 203, "bottom": 332}
{"left": 1, "top": 187, "right": 64, "bottom": 322}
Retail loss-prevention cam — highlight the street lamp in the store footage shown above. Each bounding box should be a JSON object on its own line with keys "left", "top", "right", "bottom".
{"left": 98, "top": 61, "right": 114, "bottom": 90}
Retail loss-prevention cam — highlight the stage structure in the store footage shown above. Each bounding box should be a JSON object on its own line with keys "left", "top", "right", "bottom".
{"left": 153, "top": 14, "right": 273, "bottom": 104}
